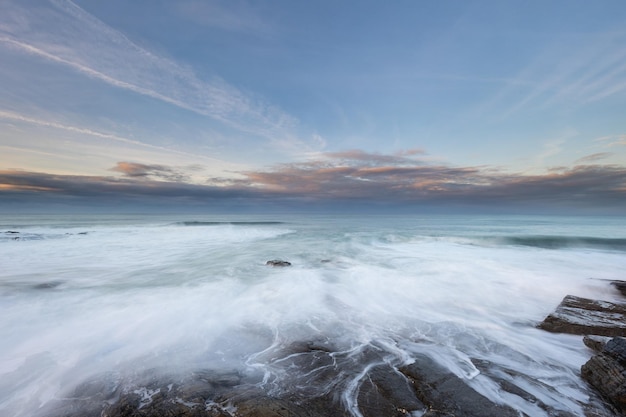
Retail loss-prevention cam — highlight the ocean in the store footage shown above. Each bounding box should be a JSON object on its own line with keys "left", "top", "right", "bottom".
{"left": 1, "top": 213, "right": 625, "bottom": 416}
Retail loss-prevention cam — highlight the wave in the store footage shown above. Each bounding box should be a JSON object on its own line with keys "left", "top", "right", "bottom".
{"left": 495, "top": 235, "right": 626, "bottom": 251}
{"left": 175, "top": 221, "right": 286, "bottom": 226}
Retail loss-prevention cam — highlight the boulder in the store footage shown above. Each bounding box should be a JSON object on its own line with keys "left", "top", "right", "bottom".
{"left": 537, "top": 295, "right": 626, "bottom": 336}
{"left": 582, "top": 337, "right": 626, "bottom": 414}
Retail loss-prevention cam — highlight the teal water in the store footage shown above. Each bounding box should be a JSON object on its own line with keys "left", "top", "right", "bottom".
{"left": 0, "top": 214, "right": 625, "bottom": 416}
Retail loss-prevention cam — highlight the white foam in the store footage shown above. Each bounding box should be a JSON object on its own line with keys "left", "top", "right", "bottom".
{"left": 1, "top": 215, "right": 625, "bottom": 416}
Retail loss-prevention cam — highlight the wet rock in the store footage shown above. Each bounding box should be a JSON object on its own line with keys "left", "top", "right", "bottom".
{"left": 234, "top": 396, "right": 322, "bottom": 417}
{"left": 470, "top": 358, "right": 612, "bottom": 417}
{"left": 101, "top": 379, "right": 231, "bottom": 417}
{"left": 582, "top": 337, "right": 626, "bottom": 414}
{"left": 357, "top": 364, "right": 425, "bottom": 417}
{"left": 52, "top": 338, "right": 614, "bottom": 417}
{"left": 266, "top": 260, "right": 291, "bottom": 267}
{"left": 226, "top": 342, "right": 425, "bottom": 417}
{"left": 399, "top": 354, "right": 520, "bottom": 417}
{"left": 537, "top": 295, "right": 626, "bottom": 336}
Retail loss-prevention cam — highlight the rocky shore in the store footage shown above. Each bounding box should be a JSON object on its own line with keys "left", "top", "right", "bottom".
{"left": 44, "top": 280, "right": 626, "bottom": 417}
{"left": 538, "top": 280, "right": 626, "bottom": 415}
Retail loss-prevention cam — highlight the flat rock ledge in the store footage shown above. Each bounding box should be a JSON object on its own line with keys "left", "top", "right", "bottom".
{"left": 537, "top": 295, "right": 626, "bottom": 337}
{"left": 537, "top": 280, "right": 626, "bottom": 415}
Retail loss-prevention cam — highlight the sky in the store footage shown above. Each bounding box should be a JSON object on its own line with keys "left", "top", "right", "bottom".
{"left": 1, "top": 0, "right": 625, "bottom": 214}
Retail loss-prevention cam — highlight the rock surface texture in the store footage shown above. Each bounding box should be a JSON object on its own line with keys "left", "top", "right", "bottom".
{"left": 538, "top": 295, "right": 626, "bottom": 337}
{"left": 538, "top": 280, "right": 626, "bottom": 416}
{"left": 582, "top": 337, "right": 626, "bottom": 415}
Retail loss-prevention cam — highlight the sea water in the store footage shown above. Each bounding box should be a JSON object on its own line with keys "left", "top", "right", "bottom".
{"left": 1, "top": 214, "right": 625, "bottom": 416}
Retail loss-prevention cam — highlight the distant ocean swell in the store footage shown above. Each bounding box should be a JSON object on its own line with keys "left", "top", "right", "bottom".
{"left": 4, "top": 226, "right": 626, "bottom": 252}
{"left": 176, "top": 221, "right": 286, "bottom": 226}
{"left": 487, "top": 235, "right": 626, "bottom": 251}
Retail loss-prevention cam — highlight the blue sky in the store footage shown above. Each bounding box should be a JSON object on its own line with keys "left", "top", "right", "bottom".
{"left": 1, "top": 0, "right": 625, "bottom": 213}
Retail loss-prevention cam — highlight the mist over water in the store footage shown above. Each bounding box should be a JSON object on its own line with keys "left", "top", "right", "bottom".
{"left": 1, "top": 214, "right": 625, "bottom": 416}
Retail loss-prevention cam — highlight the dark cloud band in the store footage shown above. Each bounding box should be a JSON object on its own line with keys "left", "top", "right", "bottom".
{"left": 1, "top": 151, "right": 625, "bottom": 213}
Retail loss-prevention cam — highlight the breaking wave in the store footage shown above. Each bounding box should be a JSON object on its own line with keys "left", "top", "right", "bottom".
{"left": 494, "top": 235, "right": 626, "bottom": 251}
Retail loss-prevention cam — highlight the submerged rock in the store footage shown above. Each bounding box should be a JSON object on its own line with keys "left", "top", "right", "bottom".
{"left": 265, "top": 260, "right": 292, "bottom": 267}
{"left": 537, "top": 295, "right": 626, "bottom": 337}
{"left": 32, "top": 281, "right": 63, "bottom": 290}
{"left": 611, "top": 281, "right": 626, "bottom": 298}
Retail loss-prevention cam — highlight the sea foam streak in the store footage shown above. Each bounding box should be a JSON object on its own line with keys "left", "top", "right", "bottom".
{"left": 0, "top": 214, "right": 624, "bottom": 416}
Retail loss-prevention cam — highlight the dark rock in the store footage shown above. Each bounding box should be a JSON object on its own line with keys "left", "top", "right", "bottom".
{"left": 582, "top": 338, "right": 626, "bottom": 414}
{"left": 399, "top": 354, "right": 520, "bottom": 417}
{"left": 604, "top": 337, "right": 626, "bottom": 367}
{"left": 537, "top": 295, "right": 626, "bottom": 336}
{"left": 584, "top": 336, "right": 612, "bottom": 353}
{"left": 612, "top": 281, "right": 626, "bottom": 298}
{"left": 5, "top": 230, "right": 19, "bottom": 234}
{"left": 234, "top": 396, "right": 320, "bottom": 417}
{"left": 357, "top": 364, "right": 425, "bottom": 417}
{"left": 266, "top": 260, "right": 292, "bottom": 267}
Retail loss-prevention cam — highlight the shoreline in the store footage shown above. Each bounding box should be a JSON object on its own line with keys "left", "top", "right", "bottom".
{"left": 41, "top": 282, "right": 626, "bottom": 417}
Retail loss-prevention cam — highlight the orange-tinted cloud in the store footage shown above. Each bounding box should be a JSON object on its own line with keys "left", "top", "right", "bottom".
{"left": 111, "top": 161, "right": 191, "bottom": 182}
